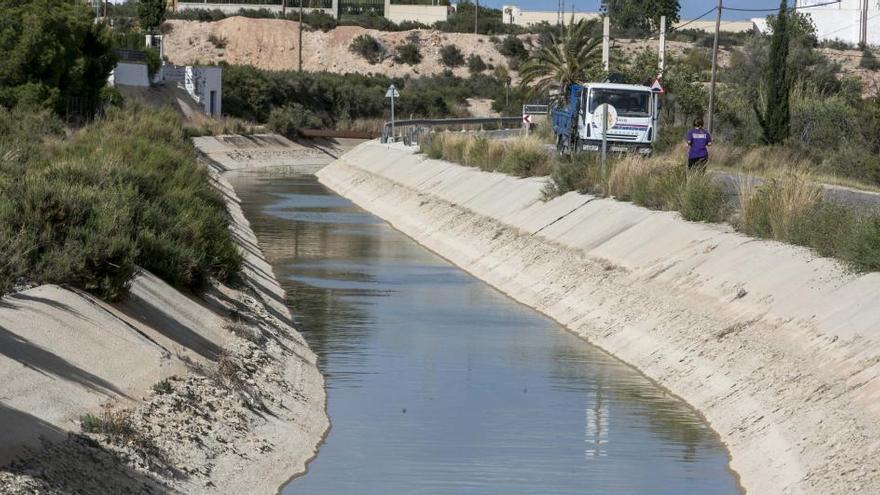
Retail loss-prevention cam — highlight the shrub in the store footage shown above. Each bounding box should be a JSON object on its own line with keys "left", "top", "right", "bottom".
{"left": 467, "top": 54, "right": 487, "bottom": 73}
{"left": 860, "top": 49, "right": 880, "bottom": 71}
{"left": 499, "top": 137, "right": 552, "bottom": 177}
{"left": 350, "top": 34, "right": 385, "bottom": 64}
{"left": 678, "top": 173, "right": 728, "bottom": 222}
{"left": 394, "top": 42, "right": 423, "bottom": 65}
{"left": 737, "top": 170, "right": 823, "bottom": 241}
{"left": 499, "top": 35, "right": 528, "bottom": 61}
{"left": 152, "top": 378, "right": 174, "bottom": 395}
{"left": 439, "top": 45, "right": 465, "bottom": 67}
{"left": 268, "top": 103, "right": 325, "bottom": 137}
{"left": 207, "top": 33, "right": 227, "bottom": 49}
{"left": 0, "top": 104, "right": 241, "bottom": 300}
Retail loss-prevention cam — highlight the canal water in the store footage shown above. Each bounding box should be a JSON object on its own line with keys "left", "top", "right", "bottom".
{"left": 230, "top": 172, "right": 742, "bottom": 495}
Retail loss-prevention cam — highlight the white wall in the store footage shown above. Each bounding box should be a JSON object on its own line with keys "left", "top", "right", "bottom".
{"left": 385, "top": 3, "right": 448, "bottom": 24}
{"left": 184, "top": 66, "right": 223, "bottom": 116}
{"left": 176, "top": 2, "right": 336, "bottom": 17}
{"left": 111, "top": 62, "right": 150, "bottom": 87}
{"left": 502, "top": 5, "right": 598, "bottom": 26}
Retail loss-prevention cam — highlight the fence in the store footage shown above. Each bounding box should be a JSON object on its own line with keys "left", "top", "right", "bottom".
{"left": 382, "top": 116, "right": 524, "bottom": 144}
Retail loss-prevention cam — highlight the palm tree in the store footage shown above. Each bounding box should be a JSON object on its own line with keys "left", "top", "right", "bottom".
{"left": 519, "top": 19, "right": 603, "bottom": 98}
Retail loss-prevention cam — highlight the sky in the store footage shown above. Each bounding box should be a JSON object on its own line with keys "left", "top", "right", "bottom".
{"left": 480, "top": 1, "right": 782, "bottom": 21}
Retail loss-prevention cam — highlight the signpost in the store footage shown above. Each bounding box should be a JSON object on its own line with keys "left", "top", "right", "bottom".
{"left": 386, "top": 84, "right": 400, "bottom": 141}
{"left": 593, "top": 103, "right": 617, "bottom": 173}
{"left": 651, "top": 77, "right": 664, "bottom": 144}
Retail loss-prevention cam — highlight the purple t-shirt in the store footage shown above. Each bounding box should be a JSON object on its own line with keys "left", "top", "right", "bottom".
{"left": 686, "top": 128, "right": 711, "bottom": 159}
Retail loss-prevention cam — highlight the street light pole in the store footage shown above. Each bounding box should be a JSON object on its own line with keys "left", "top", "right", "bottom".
{"left": 474, "top": 0, "right": 479, "bottom": 36}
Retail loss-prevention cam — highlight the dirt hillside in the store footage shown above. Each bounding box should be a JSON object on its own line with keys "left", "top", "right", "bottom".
{"left": 164, "top": 17, "right": 880, "bottom": 96}
{"left": 164, "top": 18, "right": 517, "bottom": 78}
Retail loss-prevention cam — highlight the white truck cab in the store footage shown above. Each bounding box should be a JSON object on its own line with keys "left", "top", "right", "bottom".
{"left": 579, "top": 83, "right": 658, "bottom": 154}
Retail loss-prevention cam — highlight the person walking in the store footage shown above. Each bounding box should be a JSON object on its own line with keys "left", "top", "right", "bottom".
{"left": 685, "top": 118, "right": 711, "bottom": 171}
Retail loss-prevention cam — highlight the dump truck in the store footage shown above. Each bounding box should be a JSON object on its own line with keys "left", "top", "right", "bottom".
{"left": 552, "top": 82, "right": 659, "bottom": 155}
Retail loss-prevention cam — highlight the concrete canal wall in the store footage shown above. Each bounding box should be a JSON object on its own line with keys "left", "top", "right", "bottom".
{"left": 0, "top": 146, "right": 328, "bottom": 494}
{"left": 318, "top": 141, "right": 880, "bottom": 495}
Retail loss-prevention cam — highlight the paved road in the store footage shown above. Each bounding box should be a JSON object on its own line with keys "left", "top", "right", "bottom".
{"left": 711, "top": 172, "right": 880, "bottom": 211}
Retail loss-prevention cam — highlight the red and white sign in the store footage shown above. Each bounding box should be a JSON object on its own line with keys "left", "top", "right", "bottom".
{"left": 651, "top": 78, "right": 665, "bottom": 94}
{"left": 523, "top": 113, "right": 533, "bottom": 125}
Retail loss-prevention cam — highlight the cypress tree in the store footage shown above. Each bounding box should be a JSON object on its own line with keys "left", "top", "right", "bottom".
{"left": 755, "top": 0, "right": 792, "bottom": 145}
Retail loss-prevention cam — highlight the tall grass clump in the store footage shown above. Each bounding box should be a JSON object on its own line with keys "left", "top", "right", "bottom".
{"left": 420, "top": 133, "right": 550, "bottom": 177}
{"left": 0, "top": 104, "right": 241, "bottom": 299}
{"left": 735, "top": 170, "right": 880, "bottom": 272}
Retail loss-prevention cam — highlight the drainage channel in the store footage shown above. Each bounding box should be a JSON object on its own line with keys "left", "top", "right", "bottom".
{"left": 230, "top": 171, "right": 742, "bottom": 495}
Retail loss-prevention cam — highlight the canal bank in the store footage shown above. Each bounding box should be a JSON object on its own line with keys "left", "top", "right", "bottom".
{"left": 317, "top": 141, "right": 880, "bottom": 495}
{"left": 0, "top": 136, "right": 329, "bottom": 494}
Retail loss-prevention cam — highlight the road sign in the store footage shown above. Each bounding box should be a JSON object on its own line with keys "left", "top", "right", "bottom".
{"left": 522, "top": 113, "right": 532, "bottom": 125}
{"left": 385, "top": 84, "right": 400, "bottom": 98}
{"left": 651, "top": 78, "right": 665, "bottom": 94}
{"left": 592, "top": 103, "right": 618, "bottom": 131}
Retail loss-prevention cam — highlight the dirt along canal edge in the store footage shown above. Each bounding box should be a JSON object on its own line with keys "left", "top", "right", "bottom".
{"left": 317, "top": 140, "right": 880, "bottom": 495}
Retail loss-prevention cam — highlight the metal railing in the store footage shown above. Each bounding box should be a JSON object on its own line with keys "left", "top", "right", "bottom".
{"left": 381, "top": 116, "right": 524, "bottom": 144}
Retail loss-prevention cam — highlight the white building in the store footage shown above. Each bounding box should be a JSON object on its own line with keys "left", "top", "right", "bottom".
{"left": 754, "top": 0, "right": 880, "bottom": 45}
{"left": 501, "top": 4, "right": 754, "bottom": 32}
{"left": 501, "top": 5, "right": 600, "bottom": 26}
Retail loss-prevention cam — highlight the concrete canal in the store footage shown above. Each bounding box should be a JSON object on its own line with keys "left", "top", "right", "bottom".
{"left": 230, "top": 171, "right": 742, "bottom": 495}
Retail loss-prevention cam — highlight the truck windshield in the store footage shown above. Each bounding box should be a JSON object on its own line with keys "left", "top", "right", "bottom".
{"left": 589, "top": 89, "right": 651, "bottom": 117}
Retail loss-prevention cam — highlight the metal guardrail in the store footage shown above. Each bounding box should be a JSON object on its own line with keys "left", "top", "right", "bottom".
{"left": 381, "top": 116, "right": 524, "bottom": 144}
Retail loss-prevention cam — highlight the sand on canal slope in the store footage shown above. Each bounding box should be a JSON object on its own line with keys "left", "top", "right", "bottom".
{"left": 0, "top": 160, "right": 328, "bottom": 494}
{"left": 318, "top": 141, "right": 880, "bottom": 495}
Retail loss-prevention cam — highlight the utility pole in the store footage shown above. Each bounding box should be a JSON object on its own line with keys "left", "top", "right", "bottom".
{"left": 658, "top": 15, "right": 666, "bottom": 76}
{"left": 707, "top": 0, "right": 722, "bottom": 134}
{"left": 860, "top": 0, "right": 869, "bottom": 48}
{"left": 298, "top": 0, "right": 303, "bottom": 72}
{"left": 474, "top": 0, "right": 479, "bottom": 36}
{"left": 602, "top": 16, "right": 610, "bottom": 73}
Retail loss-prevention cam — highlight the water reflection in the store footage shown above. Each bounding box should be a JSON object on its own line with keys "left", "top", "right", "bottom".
{"left": 230, "top": 172, "right": 741, "bottom": 495}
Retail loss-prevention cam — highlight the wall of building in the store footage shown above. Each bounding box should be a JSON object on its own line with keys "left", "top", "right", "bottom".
{"left": 110, "top": 62, "right": 150, "bottom": 87}
{"left": 176, "top": 2, "right": 336, "bottom": 17}
{"left": 501, "top": 5, "right": 599, "bottom": 26}
{"left": 384, "top": 2, "right": 448, "bottom": 24}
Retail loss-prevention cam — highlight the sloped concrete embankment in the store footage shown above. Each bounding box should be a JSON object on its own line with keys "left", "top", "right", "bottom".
{"left": 0, "top": 160, "right": 327, "bottom": 493}
{"left": 317, "top": 141, "right": 880, "bottom": 495}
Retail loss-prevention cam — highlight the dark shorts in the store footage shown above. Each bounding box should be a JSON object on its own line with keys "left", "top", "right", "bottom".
{"left": 688, "top": 156, "right": 708, "bottom": 171}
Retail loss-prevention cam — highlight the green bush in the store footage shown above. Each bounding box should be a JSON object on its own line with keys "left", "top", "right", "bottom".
{"left": 207, "top": 34, "right": 227, "bottom": 49}
{"left": 467, "top": 54, "right": 487, "bottom": 73}
{"left": 350, "top": 34, "right": 385, "bottom": 64}
{"left": 0, "top": 105, "right": 241, "bottom": 300}
{"left": 439, "top": 45, "right": 465, "bottom": 67}
{"left": 394, "top": 43, "right": 423, "bottom": 65}
{"left": 860, "top": 49, "right": 880, "bottom": 71}
{"left": 268, "top": 103, "right": 324, "bottom": 137}
{"left": 498, "top": 35, "right": 528, "bottom": 61}
{"left": 677, "top": 173, "right": 728, "bottom": 222}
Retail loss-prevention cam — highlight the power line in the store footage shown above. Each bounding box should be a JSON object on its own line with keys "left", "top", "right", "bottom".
{"left": 721, "top": 0, "right": 840, "bottom": 12}
{"left": 670, "top": 7, "right": 717, "bottom": 32}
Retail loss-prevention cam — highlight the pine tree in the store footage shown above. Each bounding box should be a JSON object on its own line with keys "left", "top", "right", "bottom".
{"left": 755, "top": 0, "right": 792, "bottom": 145}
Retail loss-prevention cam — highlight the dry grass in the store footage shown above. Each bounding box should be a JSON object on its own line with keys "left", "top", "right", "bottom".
{"left": 737, "top": 168, "right": 824, "bottom": 240}
{"left": 421, "top": 132, "right": 552, "bottom": 177}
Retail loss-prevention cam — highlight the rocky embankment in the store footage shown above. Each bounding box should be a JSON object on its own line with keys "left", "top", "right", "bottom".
{"left": 0, "top": 137, "right": 329, "bottom": 494}
{"left": 318, "top": 141, "right": 880, "bottom": 495}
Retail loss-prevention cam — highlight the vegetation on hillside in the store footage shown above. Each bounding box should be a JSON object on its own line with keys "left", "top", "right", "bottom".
{"left": 223, "top": 66, "right": 528, "bottom": 134}
{"left": 0, "top": 0, "right": 117, "bottom": 116}
{"left": 0, "top": 105, "right": 241, "bottom": 299}
{"left": 0, "top": 0, "right": 241, "bottom": 300}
